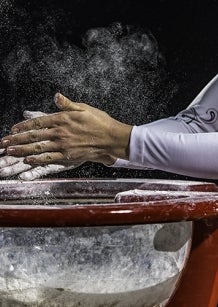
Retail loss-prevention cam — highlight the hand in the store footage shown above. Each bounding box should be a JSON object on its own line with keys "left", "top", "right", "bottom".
{"left": 0, "top": 111, "right": 81, "bottom": 180}
{"left": 2, "top": 93, "right": 133, "bottom": 166}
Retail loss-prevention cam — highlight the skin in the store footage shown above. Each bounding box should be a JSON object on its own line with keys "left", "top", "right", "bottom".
{"left": 1, "top": 93, "right": 133, "bottom": 166}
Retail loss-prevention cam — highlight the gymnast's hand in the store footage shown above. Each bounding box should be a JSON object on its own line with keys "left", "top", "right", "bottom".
{"left": 0, "top": 111, "right": 81, "bottom": 180}
{"left": 1, "top": 93, "right": 132, "bottom": 166}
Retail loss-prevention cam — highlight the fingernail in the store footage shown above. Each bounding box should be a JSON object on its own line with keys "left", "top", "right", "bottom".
{"left": 7, "top": 147, "right": 15, "bottom": 155}
{"left": 54, "top": 93, "right": 60, "bottom": 103}
{"left": 2, "top": 140, "right": 10, "bottom": 147}
{"left": 54, "top": 93, "right": 64, "bottom": 107}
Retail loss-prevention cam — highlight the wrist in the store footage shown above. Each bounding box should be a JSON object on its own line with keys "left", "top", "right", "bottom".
{"left": 108, "top": 120, "right": 133, "bottom": 161}
{"left": 89, "top": 114, "right": 133, "bottom": 165}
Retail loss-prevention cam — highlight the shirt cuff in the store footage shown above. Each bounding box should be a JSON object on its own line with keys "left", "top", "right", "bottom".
{"left": 107, "top": 126, "right": 153, "bottom": 170}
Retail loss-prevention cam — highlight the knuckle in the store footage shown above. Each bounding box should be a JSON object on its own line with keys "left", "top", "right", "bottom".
{"left": 34, "top": 142, "right": 47, "bottom": 153}
{"left": 75, "top": 111, "right": 85, "bottom": 121}
{"left": 29, "top": 131, "right": 38, "bottom": 143}
{"left": 60, "top": 141, "right": 68, "bottom": 152}
{"left": 55, "top": 127, "right": 68, "bottom": 139}
{"left": 44, "top": 153, "right": 52, "bottom": 162}
{"left": 32, "top": 118, "right": 41, "bottom": 129}
{"left": 34, "top": 143, "right": 42, "bottom": 153}
{"left": 59, "top": 112, "right": 70, "bottom": 123}
{"left": 52, "top": 127, "right": 60, "bottom": 137}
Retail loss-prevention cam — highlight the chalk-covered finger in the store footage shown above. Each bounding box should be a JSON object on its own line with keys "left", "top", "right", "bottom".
{"left": 19, "top": 163, "right": 82, "bottom": 180}
{"left": 0, "top": 156, "right": 23, "bottom": 168}
{"left": 11, "top": 113, "right": 60, "bottom": 134}
{"left": 23, "top": 110, "right": 47, "bottom": 119}
{"left": 0, "top": 160, "right": 32, "bottom": 177}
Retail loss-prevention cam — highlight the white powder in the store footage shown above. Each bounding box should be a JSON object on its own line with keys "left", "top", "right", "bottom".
{"left": 0, "top": 222, "right": 192, "bottom": 306}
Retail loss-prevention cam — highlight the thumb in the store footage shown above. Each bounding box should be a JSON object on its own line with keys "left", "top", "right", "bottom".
{"left": 54, "top": 93, "right": 84, "bottom": 112}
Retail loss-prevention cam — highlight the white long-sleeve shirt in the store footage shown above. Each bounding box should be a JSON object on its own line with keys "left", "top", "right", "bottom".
{"left": 112, "top": 74, "right": 218, "bottom": 179}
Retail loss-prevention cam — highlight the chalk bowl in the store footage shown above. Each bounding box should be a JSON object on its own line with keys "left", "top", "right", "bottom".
{"left": 0, "top": 180, "right": 193, "bottom": 307}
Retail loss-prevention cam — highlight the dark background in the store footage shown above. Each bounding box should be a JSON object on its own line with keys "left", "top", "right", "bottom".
{"left": 0, "top": 0, "right": 218, "bottom": 181}
{"left": 13, "top": 0, "right": 217, "bottom": 108}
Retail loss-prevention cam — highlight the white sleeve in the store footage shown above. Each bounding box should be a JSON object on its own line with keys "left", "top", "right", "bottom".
{"left": 175, "top": 73, "right": 218, "bottom": 132}
{"left": 111, "top": 74, "right": 218, "bottom": 178}
{"left": 128, "top": 126, "right": 218, "bottom": 179}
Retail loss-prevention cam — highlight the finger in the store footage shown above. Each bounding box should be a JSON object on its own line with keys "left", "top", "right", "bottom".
{"left": 11, "top": 114, "right": 60, "bottom": 134}
{"left": 23, "top": 110, "right": 47, "bottom": 119}
{"left": 24, "top": 152, "right": 65, "bottom": 165}
{"left": 19, "top": 165, "right": 65, "bottom": 180}
{"left": 19, "top": 162, "right": 83, "bottom": 180}
{"left": 7, "top": 141, "right": 59, "bottom": 157}
{"left": 0, "top": 160, "right": 32, "bottom": 177}
{"left": 0, "top": 156, "right": 23, "bottom": 168}
{"left": 2, "top": 129, "right": 56, "bottom": 147}
{"left": 54, "top": 93, "right": 85, "bottom": 112}
{"left": 19, "top": 164, "right": 67, "bottom": 180}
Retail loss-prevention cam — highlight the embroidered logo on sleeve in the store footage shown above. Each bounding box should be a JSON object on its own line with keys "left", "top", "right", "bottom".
{"left": 176, "top": 107, "right": 218, "bottom": 124}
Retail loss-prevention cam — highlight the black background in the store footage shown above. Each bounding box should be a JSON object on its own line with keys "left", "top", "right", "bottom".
{"left": 17, "top": 0, "right": 217, "bottom": 109}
